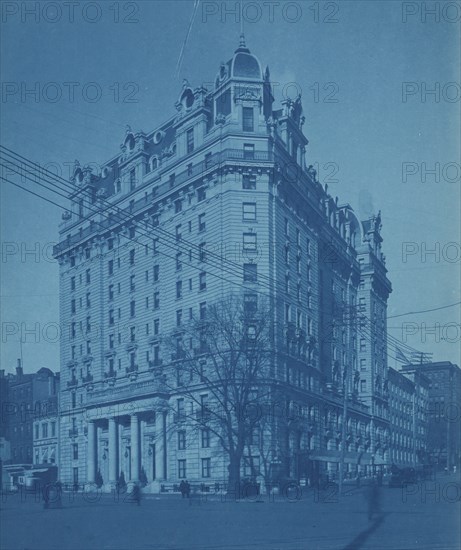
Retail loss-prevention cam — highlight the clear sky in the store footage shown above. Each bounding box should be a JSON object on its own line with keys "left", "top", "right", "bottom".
{"left": 1, "top": 0, "right": 460, "bottom": 373}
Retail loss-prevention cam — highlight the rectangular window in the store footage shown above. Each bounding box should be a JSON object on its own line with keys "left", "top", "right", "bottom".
{"left": 176, "top": 224, "right": 182, "bottom": 241}
{"left": 178, "top": 459, "right": 186, "bottom": 479}
{"left": 197, "top": 187, "right": 206, "bottom": 202}
{"left": 186, "top": 128, "right": 194, "bottom": 154}
{"left": 242, "top": 107, "right": 254, "bottom": 132}
{"left": 198, "top": 213, "right": 206, "bottom": 232}
{"left": 178, "top": 430, "right": 186, "bottom": 450}
{"left": 71, "top": 277, "right": 75, "bottom": 291}
{"left": 176, "top": 280, "right": 183, "bottom": 299}
{"left": 153, "top": 264, "right": 159, "bottom": 282}
{"left": 204, "top": 153, "right": 212, "bottom": 170}
{"left": 35, "top": 425, "right": 39, "bottom": 439}
{"left": 86, "top": 269, "right": 91, "bottom": 285}
{"left": 244, "top": 293, "right": 258, "bottom": 315}
{"left": 176, "top": 252, "right": 182, "bottom": 271}
{"left": 199, "top": 301, "right": 207, "bottom": 320}
{"left": 42, "top": 423, "right": 48, "bottom": 438}
{"left": 360, "top": 380, "right": 366, "bottom": 392}
{"left": 154, "top": 319, "right": 160, "bottom": 335}
{"left": 285, "top": 303, "right": 291, "bottom": 322}
{"left": 130, "top": 274, "right": 135, "bottom": 292}
{"left": 153, "top": 292, "right": 160, "bottom": 309}
{"left": 175, "top": 199, "right": 182, "bottom": 213}
{"left": 201, "top": 457, "right": 211, "bottom": 478}
{"left": 130, "top": 300, "right": 136, "bottom": 317}
{"left": 242, "top": 202, "right": 257, "bottom": 221}
{"left": 201, "top": 428, "right": 210, "bottom": 448}
{"left": 199, "top": 272, "right": 206, "bottom": 291}
{"left": 243, "top": 263, "right": 257, "bottom": 282}
{"left": 176, "top": 309, "right": 182, "bottom": 327}
{"left": 73, "top": 443, "right": 78, "bottom": 460}
{"left": 108, "top": 284, "right": 114, "bottom": 301}
{"left": 243, "top": 143, "right": 254, "bottom": 160}
{"left": 243, "top": 233, "right": 257, "bottom": 251}
{"left": 242, "top": 174, "right": 256, "bottom": 189}
{"left": 129, "top": 249, "right": 135, "bottom": 266}
{"left": 177, "top": 398, "right": 185, "bottom": 417}
{"left": 199, "top": 242, "right": 207, "bottom": 262}
{"left": 108, "top": 260, "right": 114, "bottom": 276}
{"left": 130, "top": 168, "right": 136, "bottom": 191}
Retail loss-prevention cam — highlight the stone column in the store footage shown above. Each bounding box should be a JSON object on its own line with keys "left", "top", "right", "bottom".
{"left": 155, "top": 412, "right": 165, "bottom": 480}
{"left": 108, "top": 418, "right": 118, "bottom": 483}
{"left": 87, "top": 421, "right": 96, "bottom": 483}
{"left": 130, "top": 414, "right": 140, "bottom": 481}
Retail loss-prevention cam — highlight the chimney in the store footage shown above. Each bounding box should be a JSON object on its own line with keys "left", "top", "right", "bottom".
{"left": 16, "top": 358, "right": 23, "bottom": 377}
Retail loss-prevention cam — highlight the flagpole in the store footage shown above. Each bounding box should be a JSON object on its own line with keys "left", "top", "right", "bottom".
{"left": 20, "top": 332, "right": 24, "bottom": 369}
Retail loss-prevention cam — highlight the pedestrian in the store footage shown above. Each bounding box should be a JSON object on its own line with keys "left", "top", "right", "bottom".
{"left": 179, "top": 479, "right": 186, "bottom": 498}
{"left": 43, "top": 484, "right": 50, "bottom": 509}
{"left": 365, "top": 478, "right": 381, "bottom": 521}
{"left": 56, "top": 480, "right": 63, "bottom": 508}
{"left": 185, "top": 480, "right": 191, "bottom": 498}
{"left": 356, "top": 473, "right": 361, "bottom": 488}
{"left": 132, "top": 483, "right": 141, "bottom": 506}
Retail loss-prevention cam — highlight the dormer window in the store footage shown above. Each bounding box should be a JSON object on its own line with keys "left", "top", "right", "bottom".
{"left": 243, "top": 107, "right": 254, "bottom": 132}
{"left": 180, "top": 88, "right": 194, "bottom": 109}
{"left": 186, "top": 128, "right": 194, "bottom": 154}
{"left": 130, "top": 169, "right": 136, "bottom": 191}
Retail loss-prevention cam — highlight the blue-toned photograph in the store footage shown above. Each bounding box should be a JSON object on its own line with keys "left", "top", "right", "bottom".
{"left": 0, "top": 1, "right": 460, "bottom": 549}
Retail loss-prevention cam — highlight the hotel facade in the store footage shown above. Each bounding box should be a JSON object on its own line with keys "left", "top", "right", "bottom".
{"left": 54, "top": 37, "right": 397, "bottom": 492}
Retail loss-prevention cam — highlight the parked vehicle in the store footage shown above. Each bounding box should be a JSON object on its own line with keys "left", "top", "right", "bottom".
{"left": 389, "top": 466, "right": 417, "bottom": 487}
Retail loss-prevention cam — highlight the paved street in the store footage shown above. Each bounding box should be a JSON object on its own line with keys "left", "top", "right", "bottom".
{"left": 1, "top": 480, "right": 460, "bottom": 550}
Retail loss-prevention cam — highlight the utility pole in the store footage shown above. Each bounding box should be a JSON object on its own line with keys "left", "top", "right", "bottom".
{"left": 412, "top": 389, "right": 417, "bottom": 466}
{"left": 446, "top": 368, "right": 453, "bottom": 472}
{"left": 338, "top": 365, "right": 348, "bottom": 496}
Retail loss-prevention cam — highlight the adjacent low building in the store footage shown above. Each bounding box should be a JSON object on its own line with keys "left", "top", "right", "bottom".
{"left": 401, "top": 361, "right": 460, "bottom": 470}
{"left": 388, "top": 367, "right": 430, "bottom": 467}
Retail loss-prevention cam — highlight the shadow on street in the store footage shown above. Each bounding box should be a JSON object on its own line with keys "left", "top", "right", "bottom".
{"left": 342, "top": 513, "right": 389, "bottom": 550}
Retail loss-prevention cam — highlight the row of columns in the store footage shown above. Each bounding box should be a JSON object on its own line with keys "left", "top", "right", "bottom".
{"left": 87, "top": 412, "right": 167, "bottom": 484}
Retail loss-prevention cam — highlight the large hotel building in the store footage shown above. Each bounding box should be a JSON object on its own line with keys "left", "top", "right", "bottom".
{"left": 53, "top": 37, "right": 396, "bottom": 491}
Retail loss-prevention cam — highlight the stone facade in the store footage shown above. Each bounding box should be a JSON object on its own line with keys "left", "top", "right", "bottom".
{"left": 54, "top": 37, "right": 396, "bottom": 491}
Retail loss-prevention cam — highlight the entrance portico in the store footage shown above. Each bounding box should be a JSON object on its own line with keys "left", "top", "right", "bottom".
{"left": 85, "top": 397, "right": 168, "bottom": 491}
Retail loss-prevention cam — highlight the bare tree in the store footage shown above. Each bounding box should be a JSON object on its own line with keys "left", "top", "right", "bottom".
{"left": 163, "top": 293, "right": 273, "bottom": 493}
